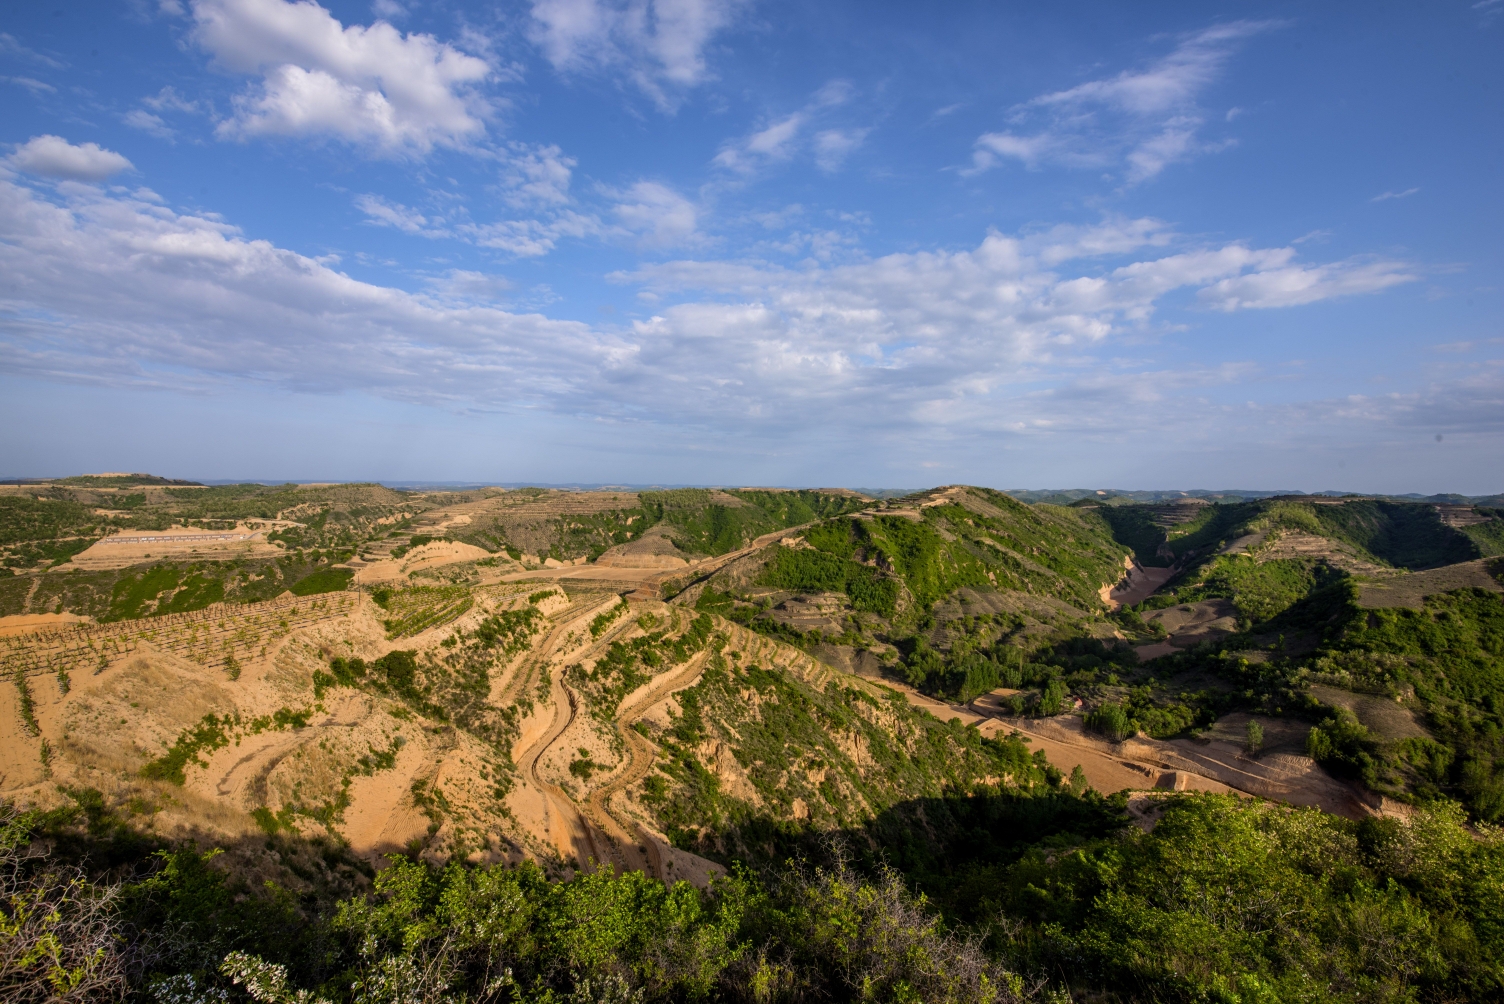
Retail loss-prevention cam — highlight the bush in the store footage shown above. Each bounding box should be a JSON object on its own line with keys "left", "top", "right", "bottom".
{"left": 1086, "top": 701, "right": 1133, "bottom": 741}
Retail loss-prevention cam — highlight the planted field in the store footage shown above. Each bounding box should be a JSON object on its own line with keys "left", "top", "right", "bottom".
{"left": 1, "top": 592, "right": 356, "bottom": 686}
{"left": 376, "top": 585, "right": 474, "bottom": 638}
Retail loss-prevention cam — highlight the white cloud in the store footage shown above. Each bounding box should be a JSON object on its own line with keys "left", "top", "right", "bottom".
{"left": 426, "top": 269, "right": 512, "bottom": 301}
{"left": 143, "top": 86, "right": 202, "bottom": 113}
{"left": 813, "top": 128, "right": 869, "bottom": 173}
{"left": 462, "top": 211, "right": 603, "bottom": 258}
{"left": 0, "top": 178, "right": 614, "bottom": 405}
{"left": 496, "top": 142, "right": 575, "bottom": 208}
{"left": 0, "top": 32, "right": 66, "bottom": 69}
{"left": 608, "top": 181, "right": 699, "bottom": 248}
{"left": 969, "top": 21, "right": 1276, "bottom": 183}
{"left": 124, "top": 109, "right": 176, "bottom": 140}
{"left": 1371, "top": 187, "right": 1419, "bottom": 202}
{"left": 350, "top": 143, "right": 595, "bottom": 256}
{"left": 7, "top": 136, "right": 134, "bottom": 181}
{"left": 714, "top": 81, "right": 868, "bottom": 176}
{"left": 355, "top": 193, "right": 442, "bottom": 235}
{"left": 528, "top": 0, "right": 742, "bottom": 109}
{"left": 190, "top": 0, "right": 491, "bottom": 154}
{"left": 3, "top": 76, "right": 57, "bottom": 95}
{"left": 0, "top": 179, "right": 1423, "bottom": 449}
{"left": 1197, "top": 256, "right": 1416, "bottom": 310}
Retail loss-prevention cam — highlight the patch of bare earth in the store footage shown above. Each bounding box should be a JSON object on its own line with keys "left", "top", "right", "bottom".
{"left": 1356, "top": 558, "right": 1504, "bottom": 610}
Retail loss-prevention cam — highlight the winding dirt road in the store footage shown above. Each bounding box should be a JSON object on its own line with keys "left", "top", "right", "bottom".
{"left": 509, "top": 595, "right": 632, "bottom": 871}
{"left": 580, "top": 648, "right": 713, "bottom": 878}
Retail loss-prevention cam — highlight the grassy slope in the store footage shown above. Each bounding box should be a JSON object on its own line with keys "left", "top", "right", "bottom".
{"left": 1098, "top": 497, "right": 1496, "bottom": 576}
{"left": 643, "top": 488, "right": 871, "bottom": 556}
{"left": 692, "top": 488, "right": 1131, "bottom": 704}
{"left": 640, "top": 645, "right": 1056, "bottom": 862}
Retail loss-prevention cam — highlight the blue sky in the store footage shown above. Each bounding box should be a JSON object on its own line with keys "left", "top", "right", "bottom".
{"left": 1, "top": 0, "right": 1500, "bottom": 491}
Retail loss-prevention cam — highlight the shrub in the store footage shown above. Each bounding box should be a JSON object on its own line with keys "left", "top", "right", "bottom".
{"left": 1037, "top": 678, "right": 1071, "bottom": 716}
{"left": 1086, "top": 701, "right": 1133, "bottom": 741}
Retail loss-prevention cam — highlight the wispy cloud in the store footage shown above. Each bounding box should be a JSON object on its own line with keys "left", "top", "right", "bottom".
{"left": 143, "top": 86, "right": 202, "bottom": 114}
{"left": 528, "top": 0, "right": 745, "bottom": 111}
{"left": 2, "top": 76, "right": 57, "bottom": 95}
{"left": 1371, "top": 187, "right": 1419, "bottom": 202}
{"left": 355, "top": 193, "right": 447, "bottom": 236}
{"left": 124, "top": 109, "right": 176, "bottom": 140}
{"left": 0, "top": 32, "right": 67, "bottom": 69}
{"left": 713, "top": 79, "right": 867, "bottom": 176}
{"left": 355, "top": 141, "right": 626, "bottom": 257}
{"left": 968, "top": 21, "right": 1277, "bottom": 184}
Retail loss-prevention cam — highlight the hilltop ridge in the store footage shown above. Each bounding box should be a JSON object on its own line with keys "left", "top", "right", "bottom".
{"left": 4, "top": 474, "right": 1504, "bottom": 1002}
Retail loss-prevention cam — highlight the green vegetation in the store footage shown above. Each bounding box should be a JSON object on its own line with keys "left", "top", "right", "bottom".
{"left": 1173, "top": 555, "right": 1341, "bottom": 626}
{"left": 1306, "top": 585, "right": 1504, "bottom": 820}
{"left": 374, "top": 585, "right": 473, "bottom": 638}
{"left": 899, "top": 792, "right": 1504, "bottom": 1003}
{"left": 13, "top": 669, "right": 39, "bottom": 737}
{"left": 289, "top": 567, "right": 353, "bottom": 596}
{"left": 0, "top": 555, "right": 358, "bottom": 619}
{"left": 639, "top": 646, "right": 1056, "bottom": 856}
{"left": 139, "top": 709, "right": 317, "bottom": 785}
{"left": 1095, "top": 497, "right": 1493, "bottom": 577}
{"left": 138, "top": 714, "right": 233, "bottom": 785}
{"left": 1085, "top": 700, "right": 1133, "bottom": 741}
{"left": 589, "top": 597, "right": 630, "bottom": 638}
{"left": 1462, "top": 509, "right": 1504, "bottom": 556}
{"left": 16, "top": 772, "right": 1504, "bottom": 1002}
{"left": 0, "top": 495, "right": 109, "bottom": 570}
{"left": 759, "top": 544, "right": 899, "bottom": 614}
{"left": 574, "top": 613, "right": 714, "bottom": 717}
{"left": 640, "top": 488, "right": 869, "bottom": 556}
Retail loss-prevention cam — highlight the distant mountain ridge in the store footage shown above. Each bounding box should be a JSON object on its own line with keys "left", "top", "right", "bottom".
{"left": 1004, "top": 487, "right": 1504, "bottom": 506}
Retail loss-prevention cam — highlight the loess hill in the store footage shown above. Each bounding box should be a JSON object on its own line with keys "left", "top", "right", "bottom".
{"left": 3, "top": 475, "right": 1504, "bottom": 1003}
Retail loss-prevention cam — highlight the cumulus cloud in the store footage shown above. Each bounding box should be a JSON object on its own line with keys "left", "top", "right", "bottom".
{"left": 190, "top": 0, "right": 491, "bottom": 154}
{"left": 969, "top": 21, "right": 1275, "bottom": 183}
{"left": 0, "top": 178, "right": 615, "bottom": 405}
{"left": 608, "top": 180, "right": 700, "bottom": 248}
{"left": 529, "top": 0, "right": 743, "bottom": 109}
{"left": 0, "top": 178, "right": 1422, "bottom": 445}
{"left": 496, "top": 142, "right": 575, "bottom": 208}
{"left": 7, "top": 136, "right": 134, "bottom": 181}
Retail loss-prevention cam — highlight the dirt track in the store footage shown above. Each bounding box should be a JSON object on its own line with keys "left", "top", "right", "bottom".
{"left": 582, "top": 648, "right": 713, "bottom": 881}
{"left": 509, "top": 597, "right": 621, "bottom": 870}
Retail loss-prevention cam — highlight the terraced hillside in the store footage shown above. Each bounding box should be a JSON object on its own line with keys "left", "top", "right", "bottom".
{"left": 7, "top": 477, "right": 1504, "bottom": 1003}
